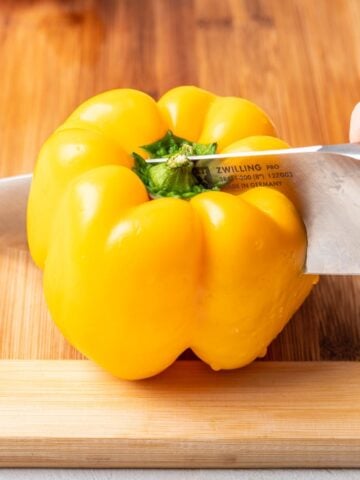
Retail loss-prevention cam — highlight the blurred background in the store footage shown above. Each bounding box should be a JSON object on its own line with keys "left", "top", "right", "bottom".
{"left": 0, "top": 0, "right": 359, "bottom": 362}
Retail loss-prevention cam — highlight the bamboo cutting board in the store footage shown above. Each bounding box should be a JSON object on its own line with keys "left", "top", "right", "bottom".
{"left": 1, "top": 0, "right": 360, "bottom": 468}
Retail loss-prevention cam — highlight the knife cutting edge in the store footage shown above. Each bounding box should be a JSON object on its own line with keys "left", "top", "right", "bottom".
{"left": 0, "top": 143, "right": 359, "bottom": 275}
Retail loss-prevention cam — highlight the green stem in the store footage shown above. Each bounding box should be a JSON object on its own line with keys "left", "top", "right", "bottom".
{"left": 132, "top": 131, "right": 221, "bottom": 199}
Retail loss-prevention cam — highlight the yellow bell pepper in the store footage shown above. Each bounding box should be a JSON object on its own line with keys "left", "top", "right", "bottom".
{"left": 27, "top": 86, "right": 317, "bottom": 380}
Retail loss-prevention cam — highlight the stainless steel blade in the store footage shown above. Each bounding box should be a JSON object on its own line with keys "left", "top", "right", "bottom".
{"left": 0, "top": 143, "right": 359, "bottom": 274}
{"left": 146, "top": 143, "right": 360, "bottom": 163}
{"left": 147, "top": 143, "right": 360, "bottom": 275}
{"left": 0, "top": 173, "right": 32, "bottom": 249}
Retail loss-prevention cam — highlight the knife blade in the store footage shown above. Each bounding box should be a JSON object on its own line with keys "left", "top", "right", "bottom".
{"left": 0, "top": 173, "right": 31, "bottom": 250}
{"left": 147, "top": 143, "right": 360, "bottom": 275}
{"left": 0, "top": 143, "right": 359, "bottom": 274}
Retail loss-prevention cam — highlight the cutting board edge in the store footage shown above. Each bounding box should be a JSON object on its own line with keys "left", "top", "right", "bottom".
{"left": 1, "top": 437, "right": 360, "bottom": 468}
{"left": 1, "top": 360, "right": 360, "bottom": 467}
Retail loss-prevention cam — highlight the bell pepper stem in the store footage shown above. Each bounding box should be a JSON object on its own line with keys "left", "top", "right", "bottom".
{"left": 132, "top": 130, "right": 222, "bottom": 199}
{"left": 147, "top": 146, "right": 198, "bottom": 196}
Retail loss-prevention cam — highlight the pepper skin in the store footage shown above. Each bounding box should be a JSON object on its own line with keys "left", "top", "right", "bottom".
{"left": 27, "top": 86, "right": 317, "bottom": 379}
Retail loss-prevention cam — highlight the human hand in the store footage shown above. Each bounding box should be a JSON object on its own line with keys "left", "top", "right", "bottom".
{"left": 350, "top": 103, "right": 360, "bottom": 142}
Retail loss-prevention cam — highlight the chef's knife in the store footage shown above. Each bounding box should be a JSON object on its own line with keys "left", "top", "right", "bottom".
{"left": 0, "top": 143, "right": 359, "bottom": 275}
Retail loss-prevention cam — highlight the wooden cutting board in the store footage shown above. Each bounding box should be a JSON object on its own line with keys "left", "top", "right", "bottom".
{"left": 1, "top": 0, "right": 360, "bottom": 468}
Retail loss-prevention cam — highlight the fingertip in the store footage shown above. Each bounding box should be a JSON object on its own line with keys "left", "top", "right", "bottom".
{"left": 349, "top": 102, "right": 360, "bottom": 143}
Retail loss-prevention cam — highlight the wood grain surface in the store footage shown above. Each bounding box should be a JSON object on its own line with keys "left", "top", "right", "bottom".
{"left": 1, "top": 1, "right": 360, "bottom": 469}
{"left": 0, "top": 0, "right": 360, "bottom": 362}
{"left": 2, "top": 360, "right": 360, "bottom": 468}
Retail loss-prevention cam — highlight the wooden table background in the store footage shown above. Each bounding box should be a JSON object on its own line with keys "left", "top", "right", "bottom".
{"left": 0, "top": 0, "right": 359, "bottom": 362}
